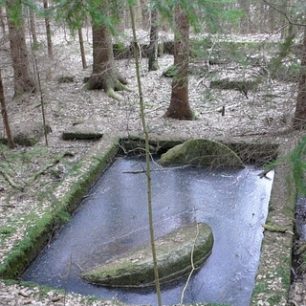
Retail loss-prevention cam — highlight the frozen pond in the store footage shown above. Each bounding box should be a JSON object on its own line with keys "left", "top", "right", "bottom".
{"left": 23, "top": 156, "right": 274, "bottom": 306}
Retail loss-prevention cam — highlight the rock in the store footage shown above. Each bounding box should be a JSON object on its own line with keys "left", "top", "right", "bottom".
{"left": 159, "top": 139, "right": 245, "bottom": 169}
{"left": 0, "top": 121, "right": 51, "bottom": 147}
{"left": 82, "top": 223, "right": 213, "bottom": 287}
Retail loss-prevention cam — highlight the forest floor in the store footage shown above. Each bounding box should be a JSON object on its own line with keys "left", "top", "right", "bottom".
{"left": 0, "top": 25, "right": 305, "bottom": 305}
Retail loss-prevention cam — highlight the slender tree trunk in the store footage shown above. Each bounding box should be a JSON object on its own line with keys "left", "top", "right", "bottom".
{"left": 260, "top": 2, "right": 266, "bottom": 33}
{"left": 87, "top": 22, "right": 127, "bottom": 99}
{"left": 238, "top": 0, "right": 250, "bottom": 34}
{"left": 0, "top": 69, "right": 15, "bottom": 148}
{"left": 140, "top": 0, "right": 149, "bottom": 30}
{"left": 129, "top": 6, "right": 162, "bottom": 306}
{"left": 164, "top": 6, "right": 192, "bottom": 120}
{"left": 43, "top": 0, "right": 53, "bottom": 59}
{"left": 148, "top": 8, "right": 159, "bottom": 71}
{"left": 78, "top": 27, "right": 87, "bottom": 69}
{"left": 293, "top": 28, "right": 306, "bottom": 129}
{"left": 268, "top": 4, "right": 275, "bottom": 32}
{"left": 29, "top": 7, "right": 38, "bottom": 46}
{"left": 281, "top": 0, "right": 289, "bottom": 39}
{"left": 0, "top": 7, "right": 6, "bottom": 35}
{"left": 6, "top": 0, "right": 35, "bottom": 96}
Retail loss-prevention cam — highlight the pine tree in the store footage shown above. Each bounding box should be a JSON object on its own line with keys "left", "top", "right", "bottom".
{"left": 164, "top": 4, "right": 193, "bottom": 120}
{"left": 6, "top": 0, "right": 36, "bottom": 95}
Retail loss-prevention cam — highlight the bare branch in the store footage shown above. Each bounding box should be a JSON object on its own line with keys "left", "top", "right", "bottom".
{"left": 262, "top": 0, "right": 306, "bottom": 27}
{"left": 180, "top": 222, "right": 200, "bottom": 304}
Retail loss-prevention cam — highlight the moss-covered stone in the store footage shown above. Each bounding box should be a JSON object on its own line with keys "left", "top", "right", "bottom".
{"left": 159, "top": 139, "right": 244, "bottom": 169}
{"left": 62, "top": 131, "right": 103, "bottom": 141}
{"left": 210, "top": 79, "right": 259, "bottom": 93}
{"left": 0, "top": 121, "right": 52, "bottom": 147}
{"left": 82, "top": 223, "right": 213, "bottom": 287}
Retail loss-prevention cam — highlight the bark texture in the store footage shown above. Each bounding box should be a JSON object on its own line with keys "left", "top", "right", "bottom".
{"left": 148, "top": 8, "right": 159, "bottom": 71}
{"left": 293, "top": 28, "right": 306, "bottom": 129}
{"left": 0, "top": 69, "right": 15, "bottom": 148}
{"left": 29, "top": 8, "right": 38, "bottom": 46}
{"left": 239, "top": 0, "right": 250, "bottom": 34}
{"left": 165, "top": 6, "right": 192, "bottom": 120}
{"left": 0, "top": 7, "right": 6, "bottom": 35}
{"left": 43, "top": 0, "right": 53, "bottom": 59}
{"left": 87, "top": 24, "right": 127, "bottom": 95}
{"left": 78, "top": 27, "right": 87, "bottom": 69}
{"left": 140, "top": 0, "right": 149, "bottom": 29}
{"left": 6, "top": 0, "right": 35, "bottom": 96}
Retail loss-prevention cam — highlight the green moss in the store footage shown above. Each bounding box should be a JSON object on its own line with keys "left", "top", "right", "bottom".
{"left": 267, "top": 294, "right": 282, "bottom": 305}
{"left": 162, "top": 65, "right": 178, "bottom": 78}
{"left": 159, "top": 139, "right": 244, "bottom": 169}
{"left": 0, "top": 226, "right": 14, "bottom": 237}
{"left": 83, "top": 223, "right": 213, "bottom": 287}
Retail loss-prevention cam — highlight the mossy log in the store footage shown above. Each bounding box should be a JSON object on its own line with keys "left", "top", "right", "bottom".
{"left": 82, "top": 223, "right": 213, "bottom": 287}
{"left": 159, "top": 139, "right": 244, "bottom": 169}
{"left": 62, "top": 131, "right": 103, "bottom": 141}
{"left": 210, "top": 79, "right": 259, "bottom": 93}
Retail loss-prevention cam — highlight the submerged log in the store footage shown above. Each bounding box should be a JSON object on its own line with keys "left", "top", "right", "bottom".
{"left": 159, "top": 139, "right": 244, "bottom": 169}
{"left": 82, "top": 223, "right": 213, "bottom": 287}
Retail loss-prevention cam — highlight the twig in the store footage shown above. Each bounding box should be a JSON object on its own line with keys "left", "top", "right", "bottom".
{"left": 30, "top": 152, "right": 73, "bottom": 182}
{"left": 262, "top": 0, "right": 306, "bottom": 27}
{"left": 0, "top": 169, "right": 24, "bottom": 191}
{"left": 180, "top": 223, "right": 200, "bottom": 304}
{"left": 258, "top": 169, "right": 273, "bottom": 179}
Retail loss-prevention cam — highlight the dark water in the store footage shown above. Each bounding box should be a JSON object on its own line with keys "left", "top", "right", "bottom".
{"left": 23, "top": 157, "right": 274, "bottom": 306}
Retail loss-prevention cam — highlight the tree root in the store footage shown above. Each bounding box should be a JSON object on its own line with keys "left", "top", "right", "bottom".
{"left": 87, "top": 70, "right": 131, "bottom": 101}
{"left": 107, "top": 88, "right": 124, "bottom": 101}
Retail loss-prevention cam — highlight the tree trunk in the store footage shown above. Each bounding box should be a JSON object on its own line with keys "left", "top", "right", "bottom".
{"left": 148, "top": 8, "right": 159, "bottom": 71}
{"left": 293, "top": 28, "right": 306, "bottom": 129}
{"left": 6, "top": 0, "right": 35, "bottom": 96}
{"left": 140, "top": 0, "right": 149, "bottom": 30}
{"left": 0, "top": 69, "right": 15, "bottom": 148}
{"left": 29, "top": 7, "right": 38, "bottom": 46}
{"left": 78, "top": 27, "right": 87, "bottom": 69}
{"left": 87, "top": 23, "right": 127, "bottom": 97}
{"left": 164, "top": 6, "right": 192, "bottom": 120}
{"left": 0, "top": 7, "right": 6, "bottom": 35}
{"left": 268, "top": 4, "right": 275, "bottom": 32}
{"left": 238, "top": 0, "right": 250, "bottom": 34}
{"left": 43, "top": 0, "right": 53, "bottom": 59}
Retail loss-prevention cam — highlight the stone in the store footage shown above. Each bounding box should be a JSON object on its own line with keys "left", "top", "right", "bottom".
{"left": 159, "top": 139, "right": 245, "bottom": 169}
{"left": 82, "top": 223, "right": 213, "bottom": 287}
{"left": 0, "top": 120, "right": 51, "bottom": 147}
